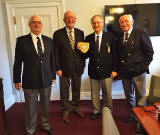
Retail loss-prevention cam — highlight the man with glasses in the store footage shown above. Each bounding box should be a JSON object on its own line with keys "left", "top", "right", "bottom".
{"left": 78, "top": 15, "right": 118, "bottom": 119}
{"left": 13, "top": 15, "right": 55, "bottom": 135}
{"left": 53, "top": 10, "right": 85, "bottom": 123}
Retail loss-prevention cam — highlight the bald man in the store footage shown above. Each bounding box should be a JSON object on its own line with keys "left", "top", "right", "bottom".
{"left": 117, "top": 14, "right": 154, "bottom": 122}
{"left": 53, "top": 11, "right": 85, "bottom": 123}
{"left": 13, "top": 15, "right": 55, "bottom": 135}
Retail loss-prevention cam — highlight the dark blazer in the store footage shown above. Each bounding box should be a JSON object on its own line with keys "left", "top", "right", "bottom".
{"left": 13, "top": 34, "right": 56, "bottom": 89}
{"left": 117, "top": 28, "right": 154, "bottom": 78}
{"left": 53, "top": 27, "right": 85, "bottom": 77}
{"left": 85, "top": 31, "right": 117, "bottom": 80}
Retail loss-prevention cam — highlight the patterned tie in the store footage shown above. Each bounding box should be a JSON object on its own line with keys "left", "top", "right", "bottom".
{"left": 124, "top": 32, "right": 129, "bottom": 43}
{"left": 69, "top": 31, "right": 74, "bottom": 51}
{"left": 37, "top": 37, "right": 43, "bottom": 62}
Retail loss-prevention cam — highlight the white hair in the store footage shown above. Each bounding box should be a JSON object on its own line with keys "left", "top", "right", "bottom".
{"left": 119, "top": 14, "right": 133, "bottom": 22}
{"left": 28, "top": 15, "right": 42, "bottom": 24}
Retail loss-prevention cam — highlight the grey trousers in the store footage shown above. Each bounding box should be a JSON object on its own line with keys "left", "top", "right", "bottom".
{"left": 122, "top": 72, "right": 146, "bottom": 116}
{"left": 23, "top": 86, "right": 51, "bottom": 134}
{"left": 90, "top": 77, "right": 112, "bottom": 114}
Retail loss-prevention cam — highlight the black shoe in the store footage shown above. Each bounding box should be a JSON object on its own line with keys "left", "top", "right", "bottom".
{"left": 72, "top": 110, "right": 84, "bottom": 118}
{"left": 40, "top": 127, "right": 53, "bottom": 135}
{"left": 124, "top": 116, "right": 134, "bottom": 123}
{"left": 90, "top": 113, "right": 100, "bottom": 120}
{"left": 62, "top": 112, "right": 70, "bottom": 123}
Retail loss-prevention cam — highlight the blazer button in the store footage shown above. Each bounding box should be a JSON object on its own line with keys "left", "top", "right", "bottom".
{"left": 128, "top": 53, "right": 131, "bottom": 56}
{"left": 97, "top": 66, "right": 99, "bottom": 69}
{"left": 122, "top": 60, "right": 124, "bottom": 63}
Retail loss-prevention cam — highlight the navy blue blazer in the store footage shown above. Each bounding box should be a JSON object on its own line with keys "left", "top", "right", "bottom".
{"left": 85, "top": 31, "right": 118, "bottom": 80}
{"left": 13, "top": 34, "right": 56, "bottom": 89}
{"left": 117, "top": 28, "right": 154, "bottom": 78}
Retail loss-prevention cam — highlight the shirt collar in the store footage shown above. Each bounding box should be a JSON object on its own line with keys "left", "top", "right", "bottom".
{"left": 124, "top": 27, "right": 133, "bottom": 36}
{"left": 31, "top": 32, "right": 42, "bottom": 39}
{"left": 66, "top": 27, "right": 74, "bottom": 33}
{"left": 95, "top": 31, "right": 103, "bottom": 38}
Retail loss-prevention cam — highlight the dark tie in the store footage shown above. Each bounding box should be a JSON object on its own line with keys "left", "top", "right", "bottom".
{"left": 124, "top": 32, "right": 129, "bottom": 43}
{"left": 96, "top": 36, "right": 99, "bottom": 50}
{"left": 37, "top": 37, "right": 43, "bottom": 62}
{"left": 69, "top": 31, "right": 74, "bottom": 51}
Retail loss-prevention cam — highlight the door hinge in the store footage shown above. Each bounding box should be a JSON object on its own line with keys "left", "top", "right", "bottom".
{"left": 13, "top": 16, "right": 16, "bottom": 25}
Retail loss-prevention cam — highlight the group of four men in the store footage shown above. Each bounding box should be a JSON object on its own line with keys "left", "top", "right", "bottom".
{"left": 13, "top": 10, "right": 154, "bottom": 135}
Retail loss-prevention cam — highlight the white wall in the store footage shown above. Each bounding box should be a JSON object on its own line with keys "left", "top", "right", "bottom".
{"left": 0, "top": 1, "right": 15, "bottom": 110}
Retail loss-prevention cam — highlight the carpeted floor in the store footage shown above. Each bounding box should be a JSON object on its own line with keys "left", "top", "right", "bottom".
{"left": 6, "top": 99, "right": 137, "bottom": 135}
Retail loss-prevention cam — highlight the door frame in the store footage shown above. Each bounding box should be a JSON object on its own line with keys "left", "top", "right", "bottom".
{"left": 2, "top": 0, "right": 64, "bottom": 102}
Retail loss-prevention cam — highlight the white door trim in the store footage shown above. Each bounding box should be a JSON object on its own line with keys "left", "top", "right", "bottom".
{"left": 3, "top": 0, "right": 64, "bottom": 102}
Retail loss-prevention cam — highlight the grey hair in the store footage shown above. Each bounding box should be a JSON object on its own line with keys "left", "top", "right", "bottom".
{"left": 91, "top": 15, "right": 104, "bottom": 23}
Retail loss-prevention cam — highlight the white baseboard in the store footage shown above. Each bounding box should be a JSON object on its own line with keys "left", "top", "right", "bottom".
{"left": 80, "top": 90, "right": 125, "bottom": 100}
{"left": 4, "top": 95, "right": 15, "bottom": 111}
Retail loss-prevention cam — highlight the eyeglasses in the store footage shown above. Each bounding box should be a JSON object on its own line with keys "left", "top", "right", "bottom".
{"left": 92, "top": 21, "right": 103, "bottom": 25}
{"left": 65, "top": 17, "right": 76, "bottom": 20}
{"left": 31, "top": 21, "right": 42, "bottom": 25}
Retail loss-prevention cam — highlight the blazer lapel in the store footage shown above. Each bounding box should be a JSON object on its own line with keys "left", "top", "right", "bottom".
{"left": 63, "top": 28, "right": 73, "bottom": 50}
{"left": 42, "top": 35, "right": 47, "bottom": 57}
{"left": 127, "top": 30, "right": 135, "bottom": 46}
{"left": 27, "top": 34, "right": 40, "bottom": 59}
{"left": 100, "top": 32, "right": 107, "bottom": 52}
{"left": 90, "top": 33, "right": 99, "bottom": 53}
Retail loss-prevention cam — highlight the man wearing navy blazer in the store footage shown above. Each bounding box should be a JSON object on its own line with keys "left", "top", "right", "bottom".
{"left": 78, "top": 15, "right": 118, "bottom": 119}
{"left": 53, "top": 10, "right": 85, "bottom": 123}
{"left": 117, "top": 14, "right": 154, "bottom": 122}
{"left": 13, "top": 15, "right": 55, "bottom": 135}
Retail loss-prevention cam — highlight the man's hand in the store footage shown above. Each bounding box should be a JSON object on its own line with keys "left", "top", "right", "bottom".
{"left": 56, "top": 70, "right": 62, "bottom": 77}
{"left": 15, "top": 83, "right": 22, "bottom": 90}
{"left": 77, "top": 43, "right": 81, "bottom": 50}
{"left": 111, "top": 71, "right": 118, "bottom": 79}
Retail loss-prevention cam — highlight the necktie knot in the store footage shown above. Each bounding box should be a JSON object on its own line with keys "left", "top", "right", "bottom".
{"left": 125, "top": 32, "right": 129, "bottom": 42}
{"left": 69, "top": 31, "right": 73, "bottom": 35}
{"left": 96, "top": 35, "right": 99, "bottom": 45}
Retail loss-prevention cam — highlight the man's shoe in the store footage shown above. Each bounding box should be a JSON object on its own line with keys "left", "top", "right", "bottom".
{"left": 124, "top": 116, "right": 134, "bottom": 123}
{"left": 26, "top": 131, "right": 35, "bottom": 135}
{"left": 72, "top": 110, "right": 84, "bottom": 118}
{"left": 62, "top": 112, "right": 70, "bottom": 123}
{"left": 90, "top": 113, "right": 100, "bottom": 120}
{"left": 40, "top": 127, "right": 53, "bottom": 135}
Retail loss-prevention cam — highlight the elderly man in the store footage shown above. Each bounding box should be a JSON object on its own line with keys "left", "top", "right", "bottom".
{"left": 53, "top": 11, "right": 85, "bottom": 123}
{"left": 78, "top": 15, "right": 118, "bottom": 119}
{"left": 117, "top": 14, "right": 154, "bottom": 122}
{"left": 13, "top": 15, "right": 55, "bottom": 135}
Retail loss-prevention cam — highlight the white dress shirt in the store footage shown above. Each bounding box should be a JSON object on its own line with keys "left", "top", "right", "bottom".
{"left": 31, "top": 33, "right": 44, "bottom": 53}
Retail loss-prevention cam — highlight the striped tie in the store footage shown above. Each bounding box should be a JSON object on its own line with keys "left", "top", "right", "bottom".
{"left": 37, "top": 37, "right": 43, "bottom": 62}
{"left": 69, "top": 31, "right": 74, "bottom": 51}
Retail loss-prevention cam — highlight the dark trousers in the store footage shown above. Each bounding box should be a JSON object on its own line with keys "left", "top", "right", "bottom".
{"left": 59, "top": 73, "right": 81, "bottom": 113}
{"left": 23, "top": 86, "right": 51, "bottom": 134}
